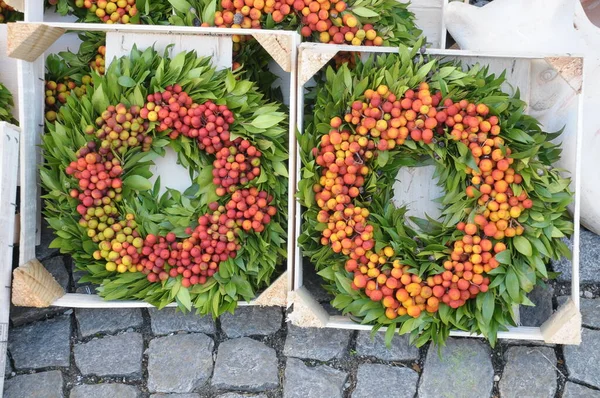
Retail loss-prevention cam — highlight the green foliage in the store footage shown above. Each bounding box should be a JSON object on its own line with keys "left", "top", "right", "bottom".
{"left": 0, "top": 83, "right": 16, "bottom": 124}
{"left": 41, "top": 46, "right": 289, "bottom": 316}
{"left": 298, "top": 43, "right": 573, "bottom": 347}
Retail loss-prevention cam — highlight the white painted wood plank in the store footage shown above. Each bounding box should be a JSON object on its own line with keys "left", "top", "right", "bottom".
{"left": 0, "top": 25, "right": 20, "bottom": 121}
{"left": 326, "top": 315, "right": 545, "bottom": 340}
{"left": 411, "top": 7, "right": 444, "bottom": 48}
{"left": 105, "top": 32, "right": 232, "bottom": 71}
{"left": 16, "top": 22, "right": 298, "bottom": 37}
{"left": 393, "top": 165, "right": 444, "bottom": 223}
{"left": 17, "top": 58, "right": 44, "bottom": 264}
{"left": 0, "top": 123, "right": 20, "bottom": 392}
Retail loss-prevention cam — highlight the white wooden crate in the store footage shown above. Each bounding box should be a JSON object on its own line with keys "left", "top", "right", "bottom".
{"left": 0, "top": 122, "right": 20, "bottom": 393}
{"left": 24, "top": 0, "right": 447, "bottom": 48}
{"left": 7, "top": 21, "right": 299, "bottom": 309}
{"left": 291, "top": 43, "right": 583, "bottom": 344}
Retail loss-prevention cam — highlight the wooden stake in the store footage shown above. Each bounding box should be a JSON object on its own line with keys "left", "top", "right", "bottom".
{"left": 287, "top": 286, "right": 330, "bottom": 327}
{"left": 298, "top": 45, "right": 338, "bottom": 86}
{"left": 3, "top": 0, "right": 23, "bottom": 12}
{"left": 540, "top": 298, "right": 582, "bottom": 344}
{"left": 7, "top": 23, "right": 65, "bottom": 62}
{"left": 545, "top": 57, "right": 584, "bottom": 93}
{"left": 252, "top": 33, "right": 293, "bottom": 72}
{"left": 252, "top": 272, "right": 288, "bottom": 307}
{"left": 12, "top": 259, "right": 65, "bottom": 308}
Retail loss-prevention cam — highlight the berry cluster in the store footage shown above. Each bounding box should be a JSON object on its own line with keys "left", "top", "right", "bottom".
{"left": 90, "top": 45, "right": 106, "bottom": 75}
{"left": 212, "top": 0, "right": 384, "bottom": 46}
{"left": 314, "top": 83, "right": 533, "bottom": 319}
{"left": 65, "top": 84, "right": 278, "bottom": 286}
{"left": 213, "top": 140, "right": 263, "bottom": 196}
{"left": 91, "top": 103, "right": 152, "bottom": 155}
{"left": 135, "top": 187, "right": 275, "bottom": 286}
{"left": 45, "top": 76, "right": 92, "bottom": 122}
{"left": 140, "top": 86, "right": 262, "bottom": 196}
{"left": 77, "top": 0, "right": 138, "bottom": 24}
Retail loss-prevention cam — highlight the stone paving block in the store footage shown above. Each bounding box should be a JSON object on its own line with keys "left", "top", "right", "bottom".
{"left": 499, "top": 346, "right": 557, "bottom": 398}
{"left": 4, "top": 354, "right": 12, "bottom": 376}
{"left": 75, "top": 308, "right": 143, "bottom": 337}
{"left": 564, "top": 328, "right": 600, "bottom": 388}
{"left": 559, "top": 296, "right": 600, "bottom": 329}
{"left": 552, "top": 229, "right": 600, "bottom": 282}
{"left": 283, "top": 325, "right": 351, "bottom": 361}
{"left": 150, "top": 395, "right": 202, "bottom": 398}
{"left": 8, "top": 315, "right": 71, "bottom": 369}
{"left": 352, "top": 364, "right": 418, "bottom": 398}
{"left": 217, "top": 394, "right": 268, "bottom": 398}
{"left": 148, "top": 308, "right": 215, "bottom": 335}
{"left": 220, "top": 306, "right": 282, "bottom": 338}
{"left": 147, "top": 333, "right": 214, "bottom": 393}
{"left": 418, "top": 338, "right": 494, "bottom": 398}
{"left": 70, "top": 383, "right": 140, "bottom": 398}
{"left": 10, "top": 256, "right": 70, "bottom": 326}
{"left": 283, "top": 358, "right": 347, "bottom": 398}
{"left": 520, "top": 285, "right": 554, "bottom": 327}
{"left": 212, "top": 337, "right": 279, "bottom": 392}
{"left": 562, "top": 382, "right": 600, "bottom": 398}
{"left": 74, "top": 332, "right": 143, "bottom": 378}
{"left": 355, "top": 331, "right": 419, "bottom": 361}
{"left": 4, "top": 370, "right": 64, "bottom": 398}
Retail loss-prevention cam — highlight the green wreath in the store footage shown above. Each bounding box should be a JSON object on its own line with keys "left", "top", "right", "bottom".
{"left": 298, "top": 42, "right": 573, "bottom": 347}
{"left": 41, "top": 46, "right": 289, "bottom": 315}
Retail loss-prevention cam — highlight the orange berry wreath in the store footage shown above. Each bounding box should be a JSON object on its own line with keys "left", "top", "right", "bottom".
{"left": 41, "top": 47, "right": 288, "bottom": 315}
{"left": 298, "top": 44, "right": 574, "bottom": 346}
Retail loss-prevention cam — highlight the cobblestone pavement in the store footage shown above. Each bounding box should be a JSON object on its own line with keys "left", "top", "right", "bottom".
{"left": 4, "top": 226, "right": 600, "bottom": 398}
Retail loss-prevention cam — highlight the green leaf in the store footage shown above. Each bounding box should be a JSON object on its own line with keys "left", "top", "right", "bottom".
{"left": 176, "top": 287, "right": 192, "bottom": 311}
{"left": 251, "top": 114, "right": 285, "bottom": 129}
{"left": 118, "top": 76, "right": 136, "bottom": 88}
{"left": 124, "top": 175, "right": 152, "bottom": 191}
{"left": 169, "top": 0, "right": 192, "bottom": 14}
{"left": 377, "top": 150, "right": 389, "bottom": 167}
{"left": 272, "top": 161, "right": 288, "bottom": 177}
{"left": 352, "top": 6, "right": 379, "bottom": 18}
{"left": 482, "top": 292, "right": 494, "bottom": 324}
{"left": 506, "top": 269, "right": 520, "bottom": 302}
{"left": 92, "top": 84, "right": 109, "bottom": 114}
{"left": 513, "top": 236, "right": 532, "bottom": 256}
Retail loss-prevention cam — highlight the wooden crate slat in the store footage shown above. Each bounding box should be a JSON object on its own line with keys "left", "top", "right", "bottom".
{"left": 0, "top": 122, "right": 20, "bottom": 392}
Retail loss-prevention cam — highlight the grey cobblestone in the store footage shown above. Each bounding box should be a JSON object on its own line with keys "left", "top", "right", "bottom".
{"left": 147, "top": 333, "right": 214, "bottom": 393}
{"left": 418, "top": 338, "right": 494, "bottom": 398}
{"left": 75, "top": 308, "right": 143, "bottom": 337}
{"left": 352, "top": 364, "right": 418, "bottom": 398}
{"left": 355, "top": 331, "right": 419, "bottom": 361}
{"left": 562, "top": 382, "right": 600, "bottom": 398}
{"left": 283, "top": 358, "right": 347, "bottom": 398}
{"left": 74, "top": 332, "right": 143, "bottom": 378}
{"left": 564, "top": 328, "right": 600, "bottom": 388}
{"left": 220, "top": 306, "right": 282, "bottom": 338}
{"left": 212, "top": 337, "right": 278, "bottom": 392}
{"left": 70, "top": 383, "right": 141, "bottom": 398}
{"left": 8, "top": 315, "right": 71, "bottom": 369}
{"left": 149, "top": 308, "right": 215, "bottom": 335}
{"left": 283, "top": 325, "right": 351, "bottom": 361}
{"left": 4, "top": 370, "right": 64, "bottom": 398}
{"left": 499, "top": 346, "right": 557, "bottom": 398}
